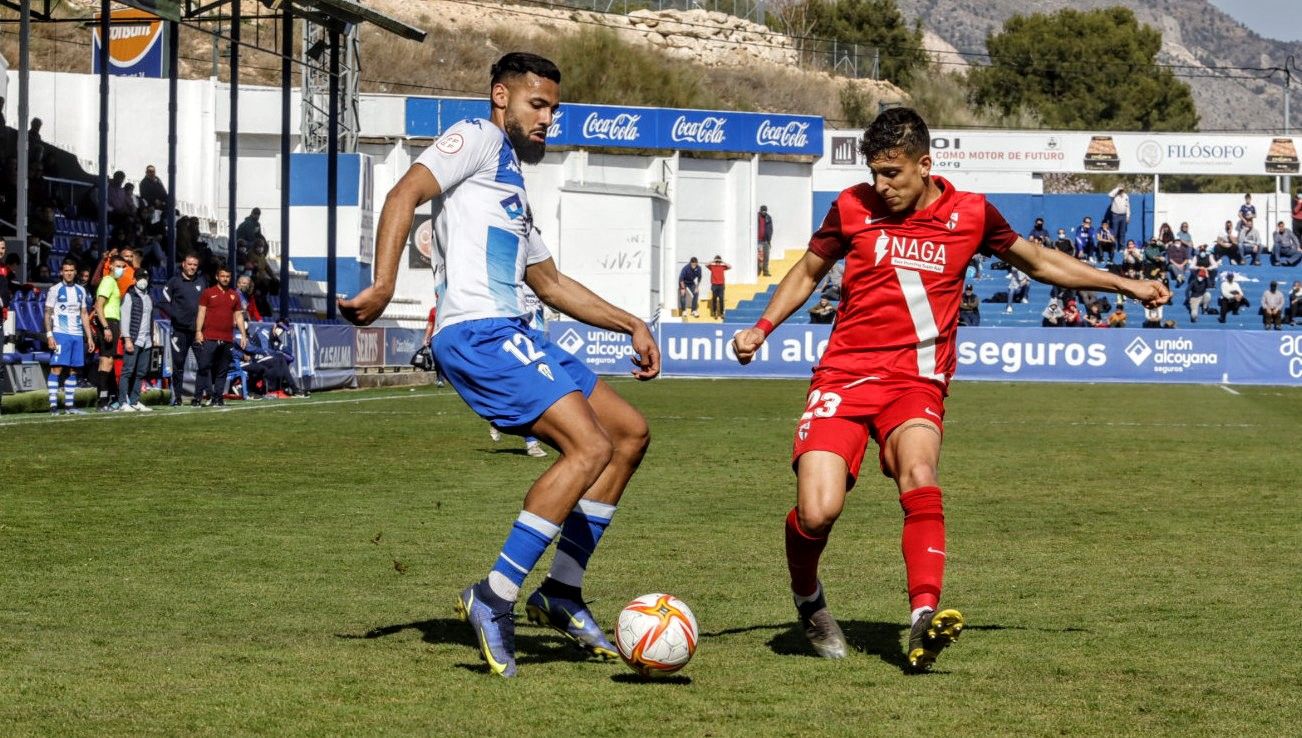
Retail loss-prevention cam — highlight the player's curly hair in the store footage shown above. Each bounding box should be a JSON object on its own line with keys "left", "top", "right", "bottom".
{"left": 490, "top": 52, "right": 561, "bottom": 87}
{"left": 859, "top": 107, "right": 930, "bottom": 163}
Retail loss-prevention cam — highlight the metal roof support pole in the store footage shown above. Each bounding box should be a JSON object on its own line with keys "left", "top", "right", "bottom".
{"left": 97, "top": 0, "right": 109, "bottom": 264}
{"left": 16, "top": 0, "right": 30, "bottom": 278}
{"left": 227, "top": 0, "right": 240, "bottom": 269}
{"left": 326, "top": 27, "right": 339, "bottom": 321}
{"left": 279, "top": 3, "right": 293, "bottom": 321}
{"left": 167, "top": 18, "right": 178, "bottom": 274}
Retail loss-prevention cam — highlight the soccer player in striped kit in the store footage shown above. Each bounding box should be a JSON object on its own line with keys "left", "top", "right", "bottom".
{"left": 339, "top": 53, "right": 659, "bottom": 678}
{"left": 733, "top": 108, "right": 1170, "bottom": 671}
{"left": 44, "top": 258, "right": 95, "bottom": 415}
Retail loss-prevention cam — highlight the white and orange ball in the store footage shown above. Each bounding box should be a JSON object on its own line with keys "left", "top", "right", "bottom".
{"left": 614, "top": 593, "right": 699, "bottom": 677}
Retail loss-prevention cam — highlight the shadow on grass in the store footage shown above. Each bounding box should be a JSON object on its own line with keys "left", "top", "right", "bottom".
{"left": 706, "top": 619, "right": 1060, "bottom": 675}
{"left": 337, "top": 617, "right": 605, "bottom": 669}
{"left": 489, "top": 448, "right": 533, "bottom": 456}
{"left": 610, "top": 673, "right": 692, "bottom": 685}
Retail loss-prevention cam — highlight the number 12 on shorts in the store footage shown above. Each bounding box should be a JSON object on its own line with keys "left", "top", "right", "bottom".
{"left": 502, "top": 333, "right": 545, "bottom": 365}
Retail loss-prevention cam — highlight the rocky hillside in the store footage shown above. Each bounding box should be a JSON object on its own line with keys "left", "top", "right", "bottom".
{"left": 896, "top": 0, "right": 1302, "bottom": 132}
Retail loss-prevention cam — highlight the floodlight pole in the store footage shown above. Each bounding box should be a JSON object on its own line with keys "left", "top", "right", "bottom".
{"left": 325, "top": 27, "right": 339, "bottom": 321}
{"left": 280, "top": 4, "right": 293, "bottom": 322}
{"left": 97, "top": 0, "right": 110, "bottom": 264}
{"left": 227, "top": 0, "right": 240, "bottom": 269}
{"left": 16, "top": 0, "right": 29, "bottom": 280}
{"left": 167, "top": 19, "right": 179, "bottom": 274}
{"left": 1284, "top": 58, "right": 1293, "bottom": 197}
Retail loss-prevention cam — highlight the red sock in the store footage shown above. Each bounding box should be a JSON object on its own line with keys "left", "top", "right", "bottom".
{"left": 785, "top": 507, "right": 829, "bottom": 598}
{"left": 900, "top": 486, "right": 945, "bottom": 612}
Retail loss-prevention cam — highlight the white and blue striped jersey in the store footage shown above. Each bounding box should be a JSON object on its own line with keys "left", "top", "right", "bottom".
{"left": 44, "top": 282, "right": 87, "bottom": 336}
{"left": 415, "top": 118, "right": 552, "bottom": 334}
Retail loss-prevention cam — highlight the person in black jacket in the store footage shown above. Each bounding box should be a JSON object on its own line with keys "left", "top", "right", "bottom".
{"left": 160, "top": 253, "right": 207, "bottom": 405}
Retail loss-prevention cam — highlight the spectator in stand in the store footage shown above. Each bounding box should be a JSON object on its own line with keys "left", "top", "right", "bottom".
{"left": 1270, "top": 220, "right": 1301, "bottom": 267}
{"left": 1005, "top": 265, "right": 1029, "bottom": 313}
{"left": 820, "top": 260, "right": 844, "bottom": 301}
{"left": 420, "top": 302, "right": 445, "bottom": 387}
{"left": 958, "top": 284, "right": 980, "bottom": 326}
{"left": 1237, "top": 193, "right": 1256, "bottom": 235}
{"left": 1142, "top": 239, "right": 1168, "bottom": 281}
{"left": 139, "top": 165, "right": 167, "bottom": 208}
{"left": 28, "top": 117, "right": 46, "bottom": 166}
{"left": 92, "top": 253, "right": 127, "bottom": 411}
{"left": 1027, "top": 217, "right": 1049, "bottom": 246}
{"left": 1041, "top": 297, "right": 1065, "bottom": 327}
{"left": 1294, "top": 193, "right": 1302, "bottom": 243}
{"left": 1218, "top": 273, "right": 1247, "bottom": 323}
{"left": 194, "top": 265, "right": 248, "bottom": 406}
{"left": 706, "top": 255, "right": 731, "bottom": 320}
{"left": 1107, "top": 185, "right": 1130, "bottom": 246}
{"left": 1073, "top": 216, "right": 1095, "bottom": 262}
{"left": 1157, "top": 222, "right": 1175, "bottom": 245}
{"left": 118, "top": 270, "right": 154, "bottom": 412}
{"left": 678, "top": 257, "right": 701, "bottom": 317}
{"left": 757, "top": 205, "right": 773, "bottom": 277}
{"left": 3, "top": 253, "right": 20, "bottom": 289}
{"left": 1186, "top": 268, "right": 1214, "bottom": 323}
{"left": 234, "top": 324, "right": 302, "bottom": 399}
{"left": 35, "top": 263, "right": 52, "bottom": 283}
{"left": 1053, "top": 228, "right": 1074, "bottom": 256}
{"left": 1095, "top": 220, "right": 1117, "bottom": 265}
{"left": 1288, "top": 280, "right": 1302, "bottom": 324}
{"left": 1261, "top": 281, "right": 1285, "bottom": 331}
{"left": 67, "top": 237, "right": 95, "bottom": 271}
{"left": 161, "top": 254, "right": 208, "bottom": 406}
{"left": 1166, "top": 236, "right": 1191, "bottom": 287}
{"left": 1061, "top": 298, "right": 1082, "bottom": 327}
{"left": 1083, "top": 300, "right": 1105, "bottom": 328}
{"left": 0, "top": 238, "right": 11, "bottom": 310}
{"left": 1193, "top": 243, "right": 1220, "bottom": 284}
{"left": 1121, "top": 240, "right": 1143, "bottom": 280}
{"left": 1176, "top": 222, "right": 1193, "bottom": 247}
{"left": 1108, "top": 303, "right": 1127, "bottom": 328}
{"left": 43, "top": 258, "right": 94, "bottom": 415}
{"left": 235, "top": 208, "right": 263, "bottom": 249}
{"left": 808, "top": 297, "right": 836, "bottom": 325}
{"left": 1142, "top": 303, "right": 1163, "bottom": 329}
{"left": 106, "top": 171, "right": 133, "bottom": 220}
{"left": 1239, "top": 222, "right": 1264, "bottom": 266}
{"left": 1214, "top": 220, "right": 1239, "bottom": 265}
{"left": 236, "top": 273, "right": 263, "bottom": 322}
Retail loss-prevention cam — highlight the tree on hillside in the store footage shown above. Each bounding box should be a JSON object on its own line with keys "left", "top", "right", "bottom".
{"left": 788, "top": 0, "right": 927, "bottom": 86}
{"left": 966, "top": 7, "right": 1199, "bottom": 132}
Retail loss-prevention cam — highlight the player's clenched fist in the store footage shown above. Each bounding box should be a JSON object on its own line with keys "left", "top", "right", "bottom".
{"left": 1128, "top": 279, "right": 1171, "bottom": 309}
{"left": 732, "top": 327, "right": 766, "bottom": 365}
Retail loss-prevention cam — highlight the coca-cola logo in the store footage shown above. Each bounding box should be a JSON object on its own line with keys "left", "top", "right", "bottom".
{"left": 547, "top": 111, "right": 563, "bottom": 139}
{"left": 756, "top": 120, "right": 810, "bottom": 148}
{"left": 581, "top": 112, "right": 641, "bottom": 141}
{"left": 670, "top": 115, "right": 727, "bottom": 144}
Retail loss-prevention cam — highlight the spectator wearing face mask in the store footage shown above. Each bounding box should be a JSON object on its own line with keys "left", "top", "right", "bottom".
{"left": 92, "top": 253, "right": 127, "bottom": 411}
{"left": 118, "top": 270, "right": 155, "bottom": 412}
{"left": 236, "top": 273, "right": 263, "bottom": 322}
{"left": 1261, "top": 281, "right": 1285, "bottom": 330}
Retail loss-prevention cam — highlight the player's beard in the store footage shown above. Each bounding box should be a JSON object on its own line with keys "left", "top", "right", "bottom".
{"left": 505, "top": 115, "right": 546, "bottom": 164}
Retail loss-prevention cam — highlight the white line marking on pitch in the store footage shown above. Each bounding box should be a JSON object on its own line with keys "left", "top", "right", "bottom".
{"left": 1218, "top": 385, "right": 1241, "bottom": 396}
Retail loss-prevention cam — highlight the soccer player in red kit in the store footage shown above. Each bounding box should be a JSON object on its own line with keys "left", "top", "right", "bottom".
{"left": 732, "top": 108, "right": 1170, "bottom": 671}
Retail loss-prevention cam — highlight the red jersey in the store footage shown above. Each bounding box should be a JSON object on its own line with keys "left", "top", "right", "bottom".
{"left": 707, "top": 263, "right": 730, "bottom": 285}
{"left": 427, "top": 306, "right": 437, "bottom": 324}
{"left": 199, "top": 285, "right": 242, "bottom": 341}
{"left": 809, "top": 176, "right": 1017, "bottom": 386}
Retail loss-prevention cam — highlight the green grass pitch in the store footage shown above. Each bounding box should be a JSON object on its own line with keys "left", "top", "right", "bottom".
{"left": 1, "top": 379, "right": 1299, "bottom": 735}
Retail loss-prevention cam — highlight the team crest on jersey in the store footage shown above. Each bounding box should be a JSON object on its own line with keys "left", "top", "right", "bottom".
{"left": 537, "top": 363, "right": 555, "bottom": 381}
{"left": 876, "top": 231, "right": 948, "bottom": 273}
{"left": 947, "top": 211, "right": 960, "bottom": 230}
{"left": 435, "top": 133, "right": 464, "bottom": 155}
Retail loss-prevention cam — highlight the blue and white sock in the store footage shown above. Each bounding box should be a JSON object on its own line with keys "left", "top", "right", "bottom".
{"left": 546, "top": 499, "right": 617, "bottom": 590}
{"left": 46, "top": 373, "right": 60, "bottom": 410}
{"left": 486, "top": 511, "right": 560, "bottom": 602}
{"left": 63, "top": 372, "right": 78, "bottom": 409}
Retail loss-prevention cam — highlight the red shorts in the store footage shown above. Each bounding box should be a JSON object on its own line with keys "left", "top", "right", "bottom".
{"left": 791, "top": 374, "right": 946, "bottom": 488}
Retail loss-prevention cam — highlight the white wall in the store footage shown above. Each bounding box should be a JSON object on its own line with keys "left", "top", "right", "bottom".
{"left": 756, "top": 160, "right": 811, "bottom": 259}
{"left": 1152, "top": 191, "right": 1286, "bottom": 245}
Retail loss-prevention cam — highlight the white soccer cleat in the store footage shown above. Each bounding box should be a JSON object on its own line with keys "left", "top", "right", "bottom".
{"left": 526, "top": 441, "right": 547, "bottom": 458}
{"left": 133, "top": 402, "right": 153, "bottom": 412}
{"left": 489, "top": 426, "right": 502, "bottom": 442}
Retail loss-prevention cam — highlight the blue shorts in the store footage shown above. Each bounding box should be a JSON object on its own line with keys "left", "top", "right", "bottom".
{"left": 50, "top": 333, "right": 85, "bottom": 368}
{"left": 433, "top": 317, "right": 598, "bottom": 429}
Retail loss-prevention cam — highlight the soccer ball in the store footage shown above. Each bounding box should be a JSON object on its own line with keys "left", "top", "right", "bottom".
{"left": 614, "top": 593, "right": 699, "bottom": 677}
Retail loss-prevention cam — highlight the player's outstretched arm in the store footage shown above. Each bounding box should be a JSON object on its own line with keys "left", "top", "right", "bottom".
{"left": 732, "top": 249, "right": 835, "bottom": 365}
{"left": 338, "top": 166, "right": 442, "bottom": 326}
{"left": 526, "top": 259, "right": 659, "bottom": 380}
{"left": 1002, "top": 237, "right": 1171, "bottom": 308}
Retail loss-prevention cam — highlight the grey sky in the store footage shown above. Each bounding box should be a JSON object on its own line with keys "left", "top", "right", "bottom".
{"left": 1208, "top": 0, "right": 1302, "bottom": 43}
